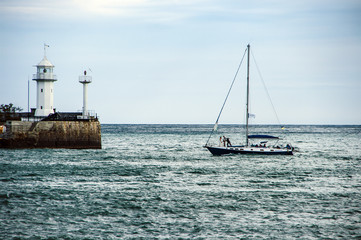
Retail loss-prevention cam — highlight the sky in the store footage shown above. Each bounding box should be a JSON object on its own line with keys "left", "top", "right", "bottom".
{"left": 1, "top": 0, "right": 361, "bottom": 124}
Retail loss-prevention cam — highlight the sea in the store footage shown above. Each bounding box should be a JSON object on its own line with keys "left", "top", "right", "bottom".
{"left": 1, "top": 124, "right": 360, "bottom": 239}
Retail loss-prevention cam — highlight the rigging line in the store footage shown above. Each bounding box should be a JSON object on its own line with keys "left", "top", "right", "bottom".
{"left": 205, "top": 47, "right": 248, "bottom": 146}
{"left": 250, "top": 49, "right": 282, "bottom": 126}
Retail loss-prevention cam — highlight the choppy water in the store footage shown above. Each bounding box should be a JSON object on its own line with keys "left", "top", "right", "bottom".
{"left": 1, "top": 124, "right": 360, "bottom": 239}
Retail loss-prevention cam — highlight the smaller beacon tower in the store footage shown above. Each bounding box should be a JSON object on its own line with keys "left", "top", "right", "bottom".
{"left": 79, "top": 70, "right": 92, "bottom": 119}
{"left": 33, "top": 44, "right": 57, "bottom": 117}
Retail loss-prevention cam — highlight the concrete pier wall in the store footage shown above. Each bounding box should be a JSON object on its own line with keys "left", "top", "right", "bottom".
{"left": 0, "top": 120, "right": 101, "bottom": 149}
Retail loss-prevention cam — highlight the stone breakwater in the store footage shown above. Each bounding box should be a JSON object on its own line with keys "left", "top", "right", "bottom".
{"left": 0, "top": 120, "right": 101, "bottom": 149}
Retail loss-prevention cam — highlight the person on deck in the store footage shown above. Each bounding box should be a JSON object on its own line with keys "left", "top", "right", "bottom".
{"left": 226, "top": 138, "right": 232, "bottom": 147}
{"left": 222, "top": 136, "right": 226, "bottom": 147}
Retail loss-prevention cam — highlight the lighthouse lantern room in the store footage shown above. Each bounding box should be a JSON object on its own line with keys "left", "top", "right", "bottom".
{"left": 32, "top": 44, "right": 57, "bottom": 117}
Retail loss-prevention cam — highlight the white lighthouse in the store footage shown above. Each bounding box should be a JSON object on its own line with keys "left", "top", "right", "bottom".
{"left": 79, "top": 70, "right": 92, "bottom": 119}
{"left": 32, "top": 44, "right": 57, "bottom": 117}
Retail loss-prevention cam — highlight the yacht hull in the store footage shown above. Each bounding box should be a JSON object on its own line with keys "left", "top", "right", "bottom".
{"left": 205, "top": 146, "right": 293, "bottom": 156}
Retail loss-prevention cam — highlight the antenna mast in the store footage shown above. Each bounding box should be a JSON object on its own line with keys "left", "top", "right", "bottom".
{"left": 44, "top": 43, "right": 49, "bottom": 57}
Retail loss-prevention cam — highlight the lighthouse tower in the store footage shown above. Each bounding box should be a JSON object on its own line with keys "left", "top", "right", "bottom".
{"left": 32, "top": 45, "right": 57, "bottom": 117}
{"left": 79, "top": 70, "right": 92, "bottom": 119}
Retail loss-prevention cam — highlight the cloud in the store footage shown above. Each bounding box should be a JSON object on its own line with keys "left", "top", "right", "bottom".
{"left": 0, "top": 0, "right": 209, "bottom": 22}
{"left": 3, "top": 0, "right": 359, "bottom": 26}
{"left": 73, "top": 0, "right": 147, "bottom": 16}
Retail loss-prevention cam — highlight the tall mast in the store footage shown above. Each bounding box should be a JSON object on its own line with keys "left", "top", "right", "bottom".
{"left": 27, "top": 76, "right": 30, "bottom": 121}
{"left": 246, "top": 44, "right": 250, "bottom": 146}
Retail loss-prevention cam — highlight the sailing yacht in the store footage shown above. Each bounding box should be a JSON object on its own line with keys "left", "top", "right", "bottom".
{"left": 204, "top": 45, "right": 294, "bottom": 156}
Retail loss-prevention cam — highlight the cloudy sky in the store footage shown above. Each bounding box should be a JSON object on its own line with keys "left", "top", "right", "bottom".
{"left": 1, "top": 0, "right": 360, "bottom": 124}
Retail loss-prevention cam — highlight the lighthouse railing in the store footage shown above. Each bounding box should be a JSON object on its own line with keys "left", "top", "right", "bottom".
{"left": 79, "top": 76, "right": 92, "bottom": 83}
{"left": 33, "top": 73, "right": 57, "bottom": 80}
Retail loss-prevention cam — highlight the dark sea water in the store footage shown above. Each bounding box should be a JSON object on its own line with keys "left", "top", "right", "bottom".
{"left": 1, "top": 124, "right": 360, "bottom": 239}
